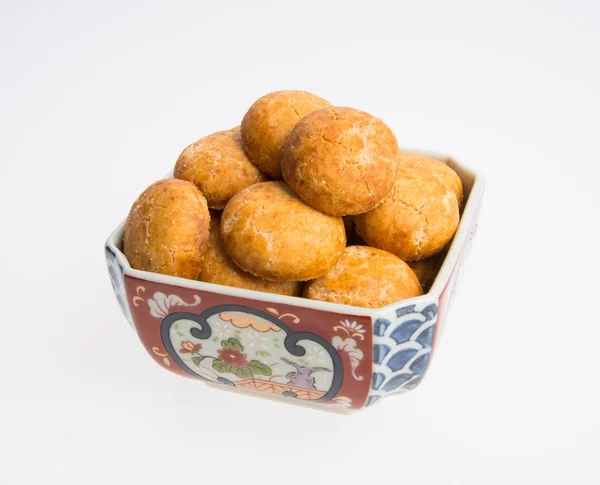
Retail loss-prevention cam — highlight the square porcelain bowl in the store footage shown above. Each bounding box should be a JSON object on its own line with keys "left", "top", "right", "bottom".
{"left": 105, "top": 150, "right": 484, "bottom": 412}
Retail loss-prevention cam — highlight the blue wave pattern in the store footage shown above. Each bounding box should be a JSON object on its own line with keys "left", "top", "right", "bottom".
{"left": 105, "top": 247, "right": 133, "bottom": 327}
{"left": 366, "top": 302, "right": 438, "bottom": 406}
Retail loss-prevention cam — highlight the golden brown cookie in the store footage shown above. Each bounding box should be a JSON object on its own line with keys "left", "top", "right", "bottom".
{"left": 221, "top": 181, "right": 346, "bottom": 281}
{"left": 282, "top": 107, "right": 400, "bottom": 216}
{"left": 241, "top": 90, "right": 331, "bottom": 179}
{"left": 398, "top": 151, "right": 464, "bottom": 207}
{"left": 174, "top": 127, "right": 268, "bottom": 210}
{"left": 123, "top": 179, "right": 210, "bottom": 279}
{"left": 303, "top": 246, "right": 423, "bottom": 308}
{"left": 200, "top": 214, "right": 302, "bottom": 296}
{"left": 353, "top": 169, "right": 459, "bottom": 261}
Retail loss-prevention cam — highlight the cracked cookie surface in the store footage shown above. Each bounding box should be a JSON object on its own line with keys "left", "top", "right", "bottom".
{"left": 123, "top": 179, "right": 210, "bottom": 279}
{"left": 303, "top": 246, "right": 422, "bottom": 308}
{"left": 241, "top": 90, "right": 330, "bottom": 179}
{"left": 174, "top": 127, "right": 268, "bottom": 210}
{"left": 353, "top": 168, "right": 459, "bottom": 261}
{"left": 398, "top": 151, "right": 464, "bottom": 208}
{"left": 282, "top": 106, "right": 399, "bottom": 216}
{"left": 201, "top": 213, "right": 302, "bottom": 296}
{"left": 221, "top": 181, "right": 345, "bottom": 281}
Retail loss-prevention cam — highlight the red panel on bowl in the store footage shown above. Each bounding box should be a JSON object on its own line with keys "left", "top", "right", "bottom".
{"left": 124, "top": 276, "right": 373, "bottom": 410}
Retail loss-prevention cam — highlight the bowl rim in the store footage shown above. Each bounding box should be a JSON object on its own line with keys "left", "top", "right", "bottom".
{"left": 105, "top": 149, "right": 485, "bottom": 317}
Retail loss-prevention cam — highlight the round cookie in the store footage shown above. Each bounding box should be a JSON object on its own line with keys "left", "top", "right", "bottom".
{"left": 282, "top": 106, "right": 400, "bottom": 216}
{"left": 398, "top": 151, "right": 464, "bottom": 207}
{"left": 303, "top": 246, "right": 423, "bottom": 308}
{"left": 241, "top": 90, "right": 331, "bottom": 179}
{"left": 221, "top": 181, "right": 346, "bottom": 281}
{"left": 123, "top": 179, "right": 210, "bottom": 279}
{"left": 200, "top": 214, "right": 302, "bottom": 296}
{"left": 353, "top": 169, "right": 459, "bottom": 261}
{"left": 174, "top": 127, "right": 268, "bottom": 210}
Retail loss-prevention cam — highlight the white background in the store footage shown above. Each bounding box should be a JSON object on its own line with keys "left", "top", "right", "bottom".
{"left": 1, "top": 1, "right": 599, "bottom": 484}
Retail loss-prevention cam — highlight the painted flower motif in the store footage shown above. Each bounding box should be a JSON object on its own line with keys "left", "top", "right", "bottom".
{"left": 212, "top": 320, "right": 233, "bottom": 339}
{"left": 333, "top": 319, "right": 366, "bottom": 340}
{"left": 244, "top": 330, "right": 269, "bottom": 350}
{"left": 326, "top": 396, "right": 352, "bottom": 409}
{"left": 340, "top": 319, "right": 365, "bottom": 334}
{"left": 212, "top": 338, "right": 272, "bottom": 380}
{"left": 217, "top": 347, "right": 249, "bottom": 367}
{"left": 302, "top": 342, "right": 328, "bottom": 366}
{"left": 147, "top": 292, "right": 201, "bottom": 318}
{"left": 179, "top": 341, "right": 203, "bottom": 354}
{"left": 332, "top": 336, "right": 364, "bottom": 381}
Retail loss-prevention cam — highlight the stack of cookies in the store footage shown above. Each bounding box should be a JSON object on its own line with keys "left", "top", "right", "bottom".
{"left": 123, "top": 90, "right": 463, "bottom": 308}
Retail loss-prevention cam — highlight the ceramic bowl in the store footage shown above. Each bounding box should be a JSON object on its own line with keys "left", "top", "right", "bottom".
{"left": 105, "top": 150, "right": 484, "bottom": 412}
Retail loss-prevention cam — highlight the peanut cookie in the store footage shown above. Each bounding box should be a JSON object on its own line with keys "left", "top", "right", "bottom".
{"left": 174, "top": 127, "right": 268, "bottom": 209}
{"left": 282, "top": 107, "right": 399, "bottom": 216}
{"left": 241, "top": 90, "right": 330, "bottom": 179}
{"left": 303, "top": 246, "right": 422, "bottom": 308}
{"left": 123, "top": 179, "right": 210, "bottom": 278}
{"left": 221, "top": 181, "right": 345, "bottom": 281}
{"left": 353, "top": 169, "right": 459, "bottom": 261}
{"left": 398, "top": 151, "right": 463, "bottom": 207}
{"left": 200, "top": 214, "right": 302, "bottom": 296}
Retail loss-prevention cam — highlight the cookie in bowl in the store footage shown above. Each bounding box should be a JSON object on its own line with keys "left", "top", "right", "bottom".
{"left": 304, "top": 245, "right": 423, "bottom": 308}
{"left": 398, "top": 151, "right": 464, "bottom": 208}
{"left": 282, "top": 107, "right": 399, "bottom": 216}
{"left": 123, "top": 179, "right": 210, "bottom": 279}
{"left": 241, "top": 90, "right": 330, "bottom": 179}
{"left": 353, "top": 168, "right": 459, "bottom": 261}
{"left": 174, "top": 127, "right": 268, "bottom": 210}
{"left": 201, "top": 213, "right": 302, "bottom": 296}
{"left": 221, "top": 181, "right": 346, "bottom": 281}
